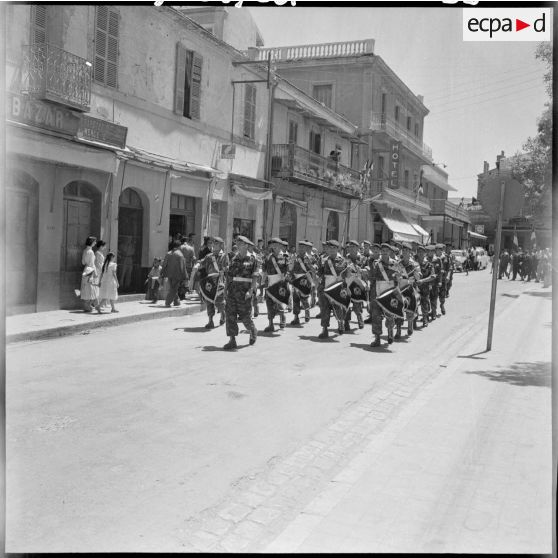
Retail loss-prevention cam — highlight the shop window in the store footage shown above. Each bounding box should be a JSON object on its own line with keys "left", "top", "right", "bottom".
{"left": 174, "top": 44, "right": 203, "bottom": 120}
{"left": 94, "top": 5, "right": 119, "bottom": 88}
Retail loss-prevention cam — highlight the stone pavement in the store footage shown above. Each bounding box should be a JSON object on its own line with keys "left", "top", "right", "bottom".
{"left": 5, "top": 293, "right": 206, "bottom": 344}
{"left": 169, "top": 285, "right": 552, "bottom": 554}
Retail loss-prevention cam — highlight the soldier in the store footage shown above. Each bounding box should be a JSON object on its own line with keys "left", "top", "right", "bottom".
{"left": 417, "top": 245, "right": 434, "bottom": 328}
{"left": 427, "top": 244, "right": 442, "bottom": 320}
{"left": 251, "top": 240, "right": 265, "bottom": 317}
{"left": 444, "top": 243, "right": 455, "bottom": 297}
{"left": 395, "top": 242, "right": 420, "bottom": 338}
{"left": 370, "top": 243, "right": 401, "bottom": 347}
{"left": 317, "top": 239, "right": 349, "bottom": 339}
{"left": 198, "top": 236, "right": 229, "bottom": 329}
{"left": 223, "top": 235, "right": 258, "bottom": 350}
{"left": 434, "top": 243, "right": 448, "bottom": 315}
{"left": 288, "top": 240, "right": 316, "bottom": 325}
{"left": 344, "top": 239, "right": 367, "bottom": 330}
{"left": 262, "top": 237, "right": 290, "bottom": 333}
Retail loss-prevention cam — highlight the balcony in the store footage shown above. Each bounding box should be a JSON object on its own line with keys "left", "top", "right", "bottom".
{"left": 271, "top": 144, "right": 363, "bottom": 198}
{"left": 430, "top": 199, "right": 471, "bottom": 223}
{"left": 21, "top": 43, "right": 91, "bottom": 112}
{"left": 370, "top": 112, "right": 432, "bottom": 163}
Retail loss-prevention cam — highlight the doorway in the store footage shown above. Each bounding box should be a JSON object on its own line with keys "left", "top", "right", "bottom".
{"left": 118, "top": 188, "right": 144, "bottom": 293}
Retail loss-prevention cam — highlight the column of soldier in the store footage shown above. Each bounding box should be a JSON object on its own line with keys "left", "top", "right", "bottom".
{"left": 196, "top": 235, "right": 454, "bottom": 350}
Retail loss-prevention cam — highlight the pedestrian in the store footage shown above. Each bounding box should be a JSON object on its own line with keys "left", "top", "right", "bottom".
{"left": 161, "top": 239, "right": 188, "bottom": 307}
{"left": 93, "top": 240, "right": 107, "bottom": 277}
{"left": 262, "top": 237, "right": 290, "bottom": 333}
{"left": 498, "top": 249, "right": 510, "bottom": 279}
{"left": 223, "top": 235, "right": 258, "bottom": 350}
{"left": 145, "top": 257, "right": 162, "bottom": 303}
{"left": 99, "top": 252, "right": 119, "bottom": 313}
{"left": 180, "top": 234, "right": 196, "bottom": 296}
{"left": 79, "top": 236, "right": 101, "bottom": 313}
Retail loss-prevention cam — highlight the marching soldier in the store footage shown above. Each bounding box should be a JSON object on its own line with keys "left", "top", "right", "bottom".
{"left": 394, "top": 242, "right": 420, "bottom": 338}
{"left": 344, "top": 239, "right": 366, "bottom": 330}
{"left": 444, "top": 243, "right": 454, "bottom": 298}
{"left": 427, "top": 244, "right": 442, "bottom": 321}
{"left": 317, "top": 239, "right": 349, "bottom": 339}
{"left": 289, "top": 240, "right": 316, "bottom": 325}
{"left": 416, "top": 246, "right": 434, "bottom": 328}
{"left": 262, "top": 237, "right": 290, "bottom": 333}
{"left": 223, "top": 235, "right": 258, "bottom": 350}
{"left": 198, "top": 236, "right": 229, "bottom": 329}
{"left": 370, "top": 243, "right": 401, "bottom": 347}
{"left": 435, "top": 243, "right": 447, "bottom": 315}
{"left": 363, "top": 242, "right": 381, "bottom": 325}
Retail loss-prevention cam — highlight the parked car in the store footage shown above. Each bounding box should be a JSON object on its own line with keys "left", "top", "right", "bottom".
{"left": 451, "top": 250, "right": 467, "bottom": 272}
{"left": 473, "top": 247, "right": 490, "bottom": 270}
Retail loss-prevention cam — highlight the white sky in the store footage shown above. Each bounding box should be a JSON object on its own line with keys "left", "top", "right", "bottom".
{"left": 247, "top": 6, "right": 550, "bottom": 198}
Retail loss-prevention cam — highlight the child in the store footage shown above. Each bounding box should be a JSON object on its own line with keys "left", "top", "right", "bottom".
{"left": 146, "top": 257, "right": 162, "bottom": 303}
{"left": 99, "top": 252, "right": 119, "bottom": 313}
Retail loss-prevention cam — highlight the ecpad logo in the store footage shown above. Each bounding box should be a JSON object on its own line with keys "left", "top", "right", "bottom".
{"left": 463, "top": 8, "right": 552, "bottom": 41}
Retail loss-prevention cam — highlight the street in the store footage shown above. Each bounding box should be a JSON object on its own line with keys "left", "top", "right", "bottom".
{"left": 5, "top": 270, "right": 553, "bottom": 553}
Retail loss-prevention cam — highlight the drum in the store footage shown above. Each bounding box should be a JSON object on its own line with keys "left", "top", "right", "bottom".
{"left": 375, "top": 287, "right": 405, "bottom": 319}
{"left": 266, "top": 280, "right": 291, "bottom": 306}
{"left": 348, "top": 278, "right": 368, "bottom": 303}
{"left": 199, "top": 275, "right": 224, "bottom": 304}
{"left": 291, "top": 274, "right": 312, "bottom": 298}
{"left": 324, "top": 281, "right": 351, "bottom": 311}
{"left": 401, "top": 285, "right": 418, "bottom": 317}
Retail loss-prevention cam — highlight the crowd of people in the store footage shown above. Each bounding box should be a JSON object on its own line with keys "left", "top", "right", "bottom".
{"left": 495, "top": 247, "right": 552, "bottom": 287}
{"left": 148, "top": 235, "right": 459, "bottom": 350}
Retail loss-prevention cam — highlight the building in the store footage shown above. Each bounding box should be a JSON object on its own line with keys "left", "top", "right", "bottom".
{"left": 5, "top": 4, "right": 272, "bottom": 313}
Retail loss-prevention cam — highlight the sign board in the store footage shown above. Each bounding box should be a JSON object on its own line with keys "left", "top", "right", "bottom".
{"left": 77, "top": 115, "right": 128, "bottom": 148}
{"left": 475, "top": 224, "right": 485, "bottom": 234}
{"left": 220, "top": 144, "right": 236, "bottom": 159}
{"left": 389, "top": 140, "right": 401, "bottom": 189}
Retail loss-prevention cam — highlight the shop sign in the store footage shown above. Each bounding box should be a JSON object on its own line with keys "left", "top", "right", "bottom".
{"left": 475, "top": 224, "right": 485, "bottom": 233}
{"left": 7, "top": 92, "right": 80, "bottom": 136}
{"left": 389, "top": 140, "right": 401, "bottom": 189}
{"left": 77, "top": 115, "right": 128, "bottom": 149}
{"left": 220, "top": 144, "right": 236, "bottom": 159}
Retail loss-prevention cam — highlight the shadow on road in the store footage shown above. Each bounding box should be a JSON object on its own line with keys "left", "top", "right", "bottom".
{"left": 298, "top": 334, "right": 340, "bottom": 343}
{"left": 178, "top": 326, "right": 212, "bottom": 333}
{"left": 462, "top": 361, "right": 551, "bottom": 388}
{"left": 524, "top": 290, "right": 552, "bottom": 299}
{"left": 349, "top": 342, "right": 391, "bottom": 353}
{"left": 458, "top": 350, "right": 488, "bottom": 360}
{"left": 501, "top": 293, "right": 520, "bottom": 298}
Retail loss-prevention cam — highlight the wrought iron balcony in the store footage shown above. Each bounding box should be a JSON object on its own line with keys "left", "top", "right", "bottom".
{"left": 370, "top": 112, "right": 432, "bottom": 163}
{"left": 271, "top": 144, "right": 363, "bottom": 198}
{"left": 21, "top": 43, "right": 91, "bottom": 112}
{"left": 430, "top": 199, "right": 471, "bottom": 223}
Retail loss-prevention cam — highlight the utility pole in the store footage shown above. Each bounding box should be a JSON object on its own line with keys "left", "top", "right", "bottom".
{"left": 486, "top": 179, "right": 506, "bottom": 351}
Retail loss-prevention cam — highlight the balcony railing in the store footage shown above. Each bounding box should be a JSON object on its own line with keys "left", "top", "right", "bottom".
{"left": 21, "top": 43, "right": 91, "bottom": 112}
{"left": 430, "top": 199, "right": 471, "bottom": 223}
{"left": 370, "top": 112, "right": 432, "bottom": 162}
{"left": 251, "top": 39, "right": 375, "bottom": 62}
{"left": 271, "top": 144, "right": 363, "bottom": 198}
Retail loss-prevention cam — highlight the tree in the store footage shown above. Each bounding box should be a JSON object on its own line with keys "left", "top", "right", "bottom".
{"left": 511, "top": 42, "right": 552, "bottom": 220}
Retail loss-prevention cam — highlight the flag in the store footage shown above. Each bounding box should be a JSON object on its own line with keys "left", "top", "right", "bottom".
{"left": 471, "top": 196, "right": 478, "bottom": 205}
{"left": 414, "top": 182, "right": 424, "bottom": 201}
{"left": 530, "top": 225, "right": 536, "bottom": 248}
{"left": 360, "top": 160, "right": 373, "bottom": 185}
{"left": 513, "top": 226, "right": 519, "bottom": 248}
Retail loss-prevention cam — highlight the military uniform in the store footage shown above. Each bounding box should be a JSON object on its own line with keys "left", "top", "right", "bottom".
{"left": 428, "top": 247, "right": 442, "bottom": 320}
{"left": 199, "top": 243, "right": 229, "bottom": 328}
{"left": 224, "top": 236, "right": 258, "bottom": 348}
{"left": 417, "top": 248, "right": 433, "bottom": 327}
{"left": 263, "top": 238, "right": 290, "bottom": 331}
{"left": 436, "top": 244, "right": 448, "bottom": 315}
{"left": 344, "top": 241, "right": 367, "bottom": 329}
{"left": 289, "top": 241, "right": 315, "bottom": 325}
{"left": 395, "top": 246, "right": 420, "bottom": 337}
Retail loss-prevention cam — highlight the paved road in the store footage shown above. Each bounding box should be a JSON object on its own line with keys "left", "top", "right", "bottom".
{"left": 5, "top": 271, "right": 553, "bottom": 552}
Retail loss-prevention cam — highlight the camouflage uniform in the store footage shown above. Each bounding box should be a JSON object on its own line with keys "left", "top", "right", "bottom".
{"left": 417, "top": 255, "right": 433, "bottom": 325}
{"left": 429, "top": 253, "right": 442, "bottom": 319}
{"left": 289, "top": 251, "right": 315, "bottom": 322}
{"left": 344, "top": 252, "right": 366, "bottom": 329}
{"left": 263, "top": 251, "right": 290, "bottom": 328}
{"left": 225, "top": 252, "right": 258, "bottom": 338}
{"left": 395, "top": 257, "right": 420, "bottom": 334}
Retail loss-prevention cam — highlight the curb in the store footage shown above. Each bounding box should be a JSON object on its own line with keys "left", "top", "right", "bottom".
{"left": 6, "top": 302, "right": 205, "bottom": 344}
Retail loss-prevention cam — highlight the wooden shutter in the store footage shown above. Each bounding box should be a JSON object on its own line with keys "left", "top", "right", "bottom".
{"left": 243, "top": 84, "right": 256, "bottom": 139}
{"left": 31, "top": 4, "right": 47, "bottom": 44}
{"left": 95, "top": 5, "right": 118, "bottom": 87}
{"left": 190, "top": 53, "right": 203, "bottom": 120}
{"left": 174, "top": 43, "right": 187, "bottom": 115}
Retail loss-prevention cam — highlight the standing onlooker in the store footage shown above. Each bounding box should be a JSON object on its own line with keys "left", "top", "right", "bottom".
{"left": 161, "top": 240, "right": 187, "bottom": 307}
{"left": 510, "top": 248, "right": 520, "bottom": 280}
{"left": 498, "top": 249, "right": 510, "bottom": 279}
{"left": 180, "top": 234, "right": 196, "bottom": 296}
{"left": 80, "top": 236, "right": 101, "bottom": 312}
{"left": 145, "top": 257, "right": 162, "bottom": 303}
{"left": 99, "top": 252, "right": 119, "bottom": 313}
{"left": 94, "top": 240, "right": 107, "bottom": 276}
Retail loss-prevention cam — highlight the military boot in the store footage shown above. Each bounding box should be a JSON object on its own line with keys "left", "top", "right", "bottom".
{"left": 318, "top": 327, "right": 329, "bottom": 339}
{"left": 249, "top": 324, "right": 257, "bottom": 345}
{"left": 387, "top": 328, "right": 394, "bottom": 344}
{"left": 407, "top": 321, "right": 414, "bottom": 336}
{"left": 204, "top": 319, "right": 215, "bottom": 329}
{"left": 440, "top": 303, "right": 446, "bottom": 315}
{"left": 357, "top": 315, "right": 364, "bottom": 329}
{"left": 394, "top": 325, "right": 401, "bottom": 340}
{"left": 290, "top": 315, "right": 301, "bottom": 326}
{"left": 219, "top": 313, "right": 226, "bottom": 325}
{"left": 223, "top": 337, "right": 237, "bottom": 350}
{"left": 264, "top": 320, "right": 275, "bottom": 333}
{"left": 304, "top": 309, "right": 310, "bottom": 323}
{"left": 279, "top": 313, "right": 286, "bottom": 329}
{"left": 422, "top": 315, "right": 428, "bottom": 328}
{"left": 370, "top": 335, "right": 381, "bottom": 348}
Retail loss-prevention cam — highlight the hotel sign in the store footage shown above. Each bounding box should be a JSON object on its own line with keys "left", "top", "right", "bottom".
{"left": 389, "top": 140, "right": 401, "bottom": 189}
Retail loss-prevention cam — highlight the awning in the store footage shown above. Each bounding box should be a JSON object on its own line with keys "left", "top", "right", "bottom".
{"left": 277, "top": 196, "right": 308, "bottom": 210}
{"left": 468, "top": 231, "right": 487, "bottom": 240}
{"left": 411, "top": 223, "right": 430, "bottom": 243}
{"left": 232, "top": 184, "right": 273, "bottom": 201}
{"left": 374, "top": 204, "right": 422, "bottom": 242}
{"left": 421, "top": 165, "right": 457, "bottom": 192}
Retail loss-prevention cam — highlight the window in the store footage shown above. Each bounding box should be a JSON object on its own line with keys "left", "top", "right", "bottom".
{"left": 406, "top": 116, "right": 411, "bottom": 131}
{"left": 170, "top": 194, "right": 195, "bottom": 211}
{"left": 312, "top": 84, "right": 333, "bottom": 108}
{"left": 381, "top": 93, "right": 387, "bottom": 115}
{"left": 30, "top": 4, "right": 47, "bottom": 43}
{"left": 174, "top": 44, "right": 203, "bottom": 120}
{"left": 309, "top": 129, "right": 321, "bottom": 154}
{"left": 233, "top": 218, "right": 254, "bottom": 241}
{"left": 394, "top": 105, "right": 400, "bottom": 122}
{"left": 243, "top": 83, "right": 256, "bottom": 140}
{"left": 288, "top": 120, "right": 298, "bottom": 144}
{"left": 94, "top": 5, "right": 119, "bottom": 88}
{"left": 414, "top": 123, "right": 419, "bottom": 137}
{"left": 404, "top": 170, "right": 409, "bottom": 189}
{"left": 326, "top": 211, "right": 339, "bottom": 241}
{"left": 377, "top": 156, "right": 385, "bottom": 179}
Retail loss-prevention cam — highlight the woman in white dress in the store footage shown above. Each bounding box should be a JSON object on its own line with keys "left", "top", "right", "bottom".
{"left": 99, "top": 252, "right": 119, "bottom": 312}
{"left": 80, "top": 236, "right": 100, "bottom": 312}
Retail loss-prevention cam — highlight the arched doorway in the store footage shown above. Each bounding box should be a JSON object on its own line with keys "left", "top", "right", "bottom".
{"left": 118, "top": 188, "right": 144, "bottom": 293}
{"left": 60, "top": 180, "right": 102, "bottom": 308}
{"left": 326, "top": 211, "right": 339, "bottom": 242}
{"left": 6, "top": 170, "right": 39, "bottom": 314}
{"left": 279, "top": 201, "right": 297, "bottom": 249}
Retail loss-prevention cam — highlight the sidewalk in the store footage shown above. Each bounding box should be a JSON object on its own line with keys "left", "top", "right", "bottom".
{"left": 262, "top": 286, "right": 553, "bottom": 554}
{"left": 5, "top": 294, "right": 206, "bottom": 344}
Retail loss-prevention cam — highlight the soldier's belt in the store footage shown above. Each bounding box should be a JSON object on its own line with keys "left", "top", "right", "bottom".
{"left": 232, "top": 277, "right": 252, "bottom": 283}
